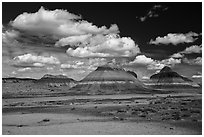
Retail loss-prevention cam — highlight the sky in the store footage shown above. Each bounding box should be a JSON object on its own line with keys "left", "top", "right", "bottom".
{"left": 2, "top": 2, "right": 202, "bottom": 82}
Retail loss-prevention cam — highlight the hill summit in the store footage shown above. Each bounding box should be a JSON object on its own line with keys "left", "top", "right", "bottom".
{"left": 70, "top": 64, "right": 157, "bottom": 95}
{"left": 150, "top": 66, "right": 192, "bottom": 83}
{"left": 37, "top": 74, "right": 76, "bottom": 88}
{"left": 41, "top": 74, "right": 69, "bottom": 79}
{"left": 81, "top": 64, "right": 138, "bottom": 82}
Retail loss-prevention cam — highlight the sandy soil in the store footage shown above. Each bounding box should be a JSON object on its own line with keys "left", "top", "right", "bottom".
{"left": 2, "top": 113, "right": 200, "bottom": 135}
{"left": 2, "top": 93, "right": 202, "bottom": 135}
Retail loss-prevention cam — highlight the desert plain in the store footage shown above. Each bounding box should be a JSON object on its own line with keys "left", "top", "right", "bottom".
{"left": 2, "top": 82, "right": 202, "bottom": 135}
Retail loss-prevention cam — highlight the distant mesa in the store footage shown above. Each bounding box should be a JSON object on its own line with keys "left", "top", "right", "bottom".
{"left": 81, "top": 64, "right": 138, "bottom": 82}
{"left": 36, "top": 74, "right": 76, "bottom": 88}
{"left": 2, "top": 77, "right": 36, "bottom": 83}
{"left": 70, "top": 64, "right": 159, "bottom": 95}
{"left": 41, "top": 74, "right": 70, "bottom": 79}
{"left": 150, "top": 66, "right": 192, "bottom": 83}
{"left": 149, "top": 66, "right": 200, "bottom": 88}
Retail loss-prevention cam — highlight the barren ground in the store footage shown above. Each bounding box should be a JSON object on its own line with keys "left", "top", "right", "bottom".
{"left": 2, "top": 91, "right": 202, "bottom": 135}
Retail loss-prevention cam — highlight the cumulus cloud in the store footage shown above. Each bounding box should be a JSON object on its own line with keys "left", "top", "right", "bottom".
{"left": 66, "top": 34, "right": 140, "bottom": 57}
{"left": 7, "top": 7, "right": 140, "bottom": 58}
{"left": 147, "top": 58, "right": 181, "bottom": 70}
{"left": 149, "top": 32, "right": 199, "bottom": 45}
{"left": 170, "top": 45, "right": 202, "bottom": 61}
{"left": 88, "top": 58, "right": 107, "bottom": 69}
{"left": 160, "top": 57, "right": 181, "bottom": 65}
{"left": 136, "top": 5, "right": 168, "bottom": 22}
{"left": 170, "top": 53, "right": 184, "bottom": 58}
{"left": 147, "top": 63, "right": 165, "bottom": 70}
{"left": 55, "top": 34, "right": 92, "bottom": 47}
{"left": 66, "top": 47, "right": 110, "bottom": 57}
{"left": 13, "top": 53, "right": 60, "bottom": 67}
{"left": 61, "top": 64, "right": 77, "bottom": 69}
{"left": 169, "top": 45, "right": 202, "bottom": 66}
{"left": 17, "top": 67, "right": 31, "bottom": 72}
{"left": 2, "top": 29, "right": 20, "bottom": 45}
{"left": 11, "top": 7, "right": 118, "bottom": 39}
{"left": 183, "top": 57, "right": 202, "bottom": 65}
{"left": 181, "top": 45, "right": 202, "bottom": 54}
{"left": 129, "top": 55, "right": 154, "bottom": 65}
{"left": 128, "top": 55, "right": 181, "bottom": 70}
{"left": 61, "top": 58, "right": 107, "bottom": 70}
{"left": 33, "top": 62, "right": 45, "bottom": 67}
{"left": 60, "top": 61, "right": 85, "bottom": 69}
{"left": 2, "top": 30, "right": 19, "bottom": 41}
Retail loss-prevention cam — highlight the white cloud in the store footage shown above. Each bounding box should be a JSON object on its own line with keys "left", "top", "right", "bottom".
{"left": 160, "top": 57, "right": 181, "bottom": 65}
{"left": 146, "top": 57, "right": 181, "bottom": 70}
{"left": 11, "top": 7, "right": 118, "bottom": 38}
{"left": 181, "top": 45, "right": 202, "bottom": 54}
{"left": 129, "top": 55, "right": 154, "bottom": 65}
{"left": 60, "top": 64, "right": 77, "bottom": 69}
{"left": 75, "top": 61, "right": 84, "bottom": 66}
{"left": 61, "top": 61, "right": 86, "bottom": 69}
{"left": 55, "top": 34, "right": 92, "bottom": 47}
{"left": 192, "top": 75, "right": 202, "bottom": 78}
{"left": 147, "top": 62, "right": 165, "bottom": 70}
{"left": 60, "top": 61, "right": 85, "bottom": 69}
{"left": 3, "top": 30, "right": 19, "bottom": 40}
{"left": 66, "top": 47, "right": 110, "bottom": 57}
{"left": 147, "top": 57, "right": 181, "bottom": 70}
{"left": 9, "top": 7, "right": 140, "bottom": 58}
{"left": 60, "top": 58, "right": 107, "bottom": 70}
{"left": 66, "top": 34, "right": 140, "bottom": 57}
{"left": 33, "top": 62, "right": 45, "bottom": 67}
{"left": 136, "top": 5, "right": 168, "bottom": 22}
{"left": 142, "top": 76, "right": 150, "bottom": 80}
{"left": 170, "top": 45, "right": 202, "bottom": 60}
{"left": 170, "top": 53, "right": 184, "bottom": 58}
{"left": 193, "top": 57, "right": 202, "bottom": 65}
{"left": 47, "top": 67, "right": 54, "bottom": 70}
{"left": 149, "top": 32, "right": 199, "bottom": 45}
{"left": 13, "top": 53, "right": 60, "bottom": 65}
{"left": 11, "top": 71, "right": 17, "bottom": 75}
{"left": 183, "top": 57, "right": 202, "bottom": 65}
{"left": 127, "top": 55, "right": 181, "bottom": 70}
{"left": 138, "top": 16, "right": 147, "bottom": 22}
{"left": 2, "top": 29, "right": 20, "bottom": 44}
{"left": 17, "top": 67, "right": 31, "bottom": 72}
{"left": 87, "top": 58, "right": 107, "bottom": 69}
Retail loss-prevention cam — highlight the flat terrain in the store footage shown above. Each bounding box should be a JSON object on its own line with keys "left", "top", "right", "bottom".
{"left": 2, "top": 92, "right": 202, "bottom": 135}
